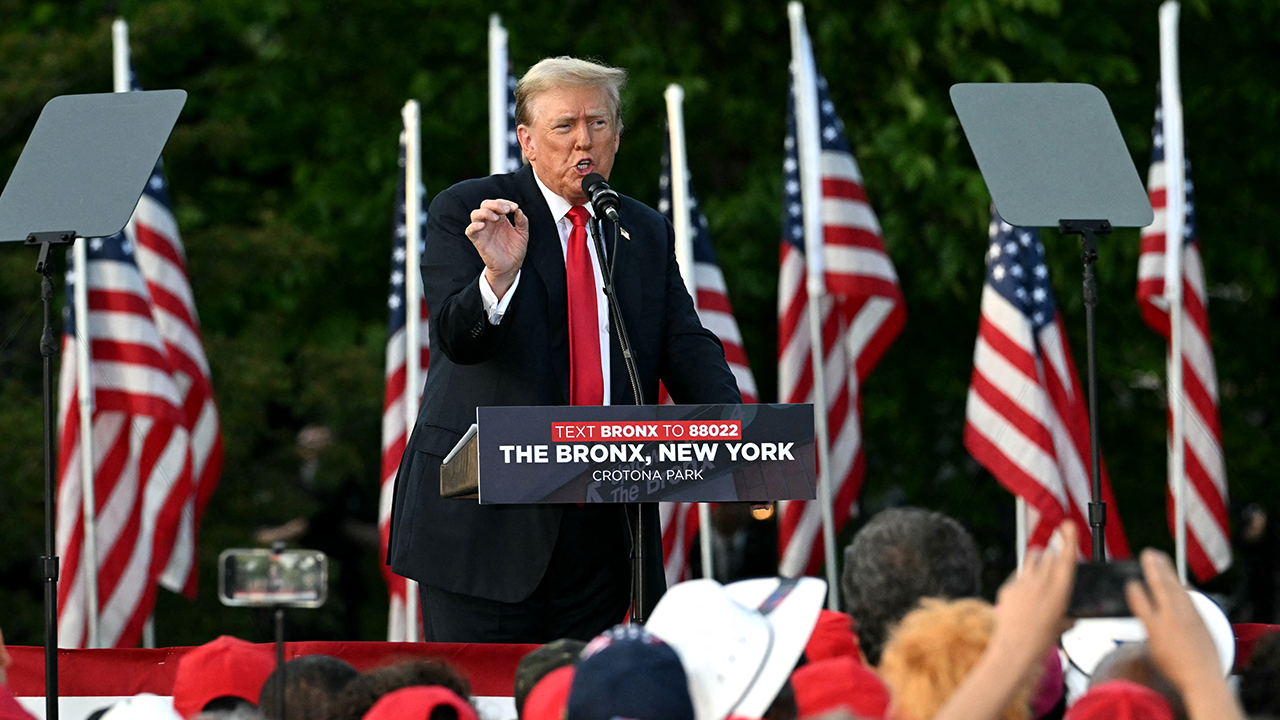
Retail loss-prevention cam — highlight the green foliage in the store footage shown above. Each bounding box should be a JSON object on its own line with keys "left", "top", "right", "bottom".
{"left": 2, "top": 0, "right": 1279, "bottom": 645}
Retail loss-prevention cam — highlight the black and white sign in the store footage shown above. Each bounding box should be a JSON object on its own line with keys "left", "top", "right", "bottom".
{"left": 476, "top": 403, "right": 815, "bottom": 504}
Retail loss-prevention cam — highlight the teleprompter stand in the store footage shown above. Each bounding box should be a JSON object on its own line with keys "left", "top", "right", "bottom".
{"left": 951, "top": 83, "right": 1154, "bottom": 561}
{"left": 0, "top": 89, "right": 187, "bottom": 718}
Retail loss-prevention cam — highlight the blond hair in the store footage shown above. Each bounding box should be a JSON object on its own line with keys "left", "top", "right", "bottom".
{"left": 515, "top": 56, "right": 626, "bottom": 132}
{"left": 878, "top": 598, "right": 1036, "bottom": 720}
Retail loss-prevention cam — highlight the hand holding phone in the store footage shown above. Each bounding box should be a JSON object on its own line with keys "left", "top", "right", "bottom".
{"left": 1067, "top": 560, "right": 1145, "bottom": 618}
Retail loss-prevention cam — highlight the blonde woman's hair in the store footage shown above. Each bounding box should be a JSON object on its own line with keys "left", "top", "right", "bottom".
{"left": 878, "top": 598, "right": 1037, "bottom": 720}
{"left": 515, "top": 56, "right": 626, "bottom": 132}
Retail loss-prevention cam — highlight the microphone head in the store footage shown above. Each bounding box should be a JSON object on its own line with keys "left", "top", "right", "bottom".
{"left": 581, "top": 173, "right": 608, "bottom": 197}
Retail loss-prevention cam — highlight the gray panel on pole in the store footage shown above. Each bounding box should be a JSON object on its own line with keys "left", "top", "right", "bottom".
{"left": 950, "top": 83, "right": 1154, "bottom": 229}
{"left": 0, "top": 89, "right": 187, "bottom": 242}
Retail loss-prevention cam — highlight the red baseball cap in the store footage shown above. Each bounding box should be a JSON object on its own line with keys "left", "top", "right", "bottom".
{"left": 804, "top": 610, "right": 860, "bottom": 662}
{"left": 791, "top": 656, "right": 890, "bottom": 720}
{"left": 1064, "top": 680, "right": 1174, "bottom": 720}
{"left": 363, "top": 686, "right": 478, "bottom": 720}
{"left": 171, "top": 636, "right": 276, "bottom": 718}
{"left": 523, "top": 665, "right": 575, "bottom": 720}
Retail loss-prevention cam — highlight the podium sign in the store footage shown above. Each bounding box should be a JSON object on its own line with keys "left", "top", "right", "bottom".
{"left": 473, "top": 404, "right": 815, "bottom": 504}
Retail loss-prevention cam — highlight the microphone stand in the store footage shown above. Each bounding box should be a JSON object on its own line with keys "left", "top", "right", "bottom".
{"left": 587, "top": 215, "right": 649, "bottom": 623}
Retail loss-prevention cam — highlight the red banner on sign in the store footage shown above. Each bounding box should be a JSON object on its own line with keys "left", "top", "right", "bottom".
{"left": 550, "top": 420, "right": 742, "bottom": 442}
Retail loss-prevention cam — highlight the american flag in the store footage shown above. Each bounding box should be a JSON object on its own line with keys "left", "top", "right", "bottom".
{"left": 776, "top": 68, "right": 905, "bottom": 578}
{"left": 56, "top": 224, "right": 196, "bottom": 648}
{"left": 131, "top": 162, "right": 222, "bottom": 599}
{"left": 501, "top": 71, "right": 523, "bottom": 173}
{"left": 56, "top": 60, "right": 221, "bottom": 646}
{"left": 964, "top": 210, "right": 1129, "bottom": 559}
{"left": 656, "top": 130, "right": 760, "bottom": 584}
{"left": 378, "top": 134, "right": 430, "bottom": 641}
{"left": 1137, "top": 93, "right": 1230, "bottom": 581}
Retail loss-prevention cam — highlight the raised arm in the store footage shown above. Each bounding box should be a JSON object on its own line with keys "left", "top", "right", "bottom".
{"left": 929, "top": 522, "right": 1078, "bottom": 720}
{"left": 422, "top": 188, "right": 528, "bottom": 365}
{"left": 1126, "top": 549, "right": 1246, "bottom": 720}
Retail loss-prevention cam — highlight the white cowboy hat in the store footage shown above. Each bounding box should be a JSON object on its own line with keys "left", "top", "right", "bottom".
{"left": 1060, "top": 589, "right": 1235, "bottom": 677}
{"left": 646, "top": 577, "right": 826, "bottom": 720}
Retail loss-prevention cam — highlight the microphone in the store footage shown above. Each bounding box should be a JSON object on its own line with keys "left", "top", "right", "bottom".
{"left": 581, "top": 173, "right": 621, "bottom": 224}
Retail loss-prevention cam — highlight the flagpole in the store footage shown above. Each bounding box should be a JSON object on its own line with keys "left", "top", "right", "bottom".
{"left": 113, "top": 18, "right": 160, "bottom": 650}
{"left": 788, "top": 1, "right": 838, "bottom": 609}
{"left": 66, "top": 16, "right": 141, "bottom": 650}
{"left": 1014, "top": 497, "right": 1027, "bottom": 571}
{"left": 665, "top": 85, "right": 697, "bottom": 300}
{"left": 402, "top": 100, "right": 423, "bottom": 639}
{"left": 489, "top": 15, "right": 509, "bottom": 176}
{"left": 664, "top": 83, "right": 715, "bottom": 581}
{"left": 1158, "top": 1, "right": 1189, "bottom": 584}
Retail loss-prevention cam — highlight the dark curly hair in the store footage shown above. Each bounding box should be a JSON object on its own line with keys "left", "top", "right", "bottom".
{"left": 326, "top": 658, "right": 472, "bottom": 720}
{"left": 259, "top": 654, "right": 359, "bottom": 720}
{"left": 840, "top": 507, "right": 981, "bottom": 666}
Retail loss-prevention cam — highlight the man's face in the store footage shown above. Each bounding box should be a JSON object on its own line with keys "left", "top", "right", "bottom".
{"left": 517, "top": 84, "right": 621, "bottom": 205}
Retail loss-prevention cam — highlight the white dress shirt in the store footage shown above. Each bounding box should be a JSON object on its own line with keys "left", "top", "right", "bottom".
{"left": 478, "top": 172, "right": 612, "bottom": 404}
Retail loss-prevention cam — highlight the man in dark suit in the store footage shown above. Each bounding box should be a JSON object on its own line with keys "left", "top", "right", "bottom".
{"left": 387, "top": 57, "right": 741, "bottom": 642}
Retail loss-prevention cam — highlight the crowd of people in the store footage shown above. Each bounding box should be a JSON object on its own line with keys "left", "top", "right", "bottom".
{"left": 3, "top": 508, "right": 1280, "bottom": 720}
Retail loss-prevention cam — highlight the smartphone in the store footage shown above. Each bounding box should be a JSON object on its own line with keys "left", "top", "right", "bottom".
{"left": 217, "top": 548, "right": 328, "bottom": 608}
{"left": 1067, "top": 560, "right": 1145, "bottom": 618}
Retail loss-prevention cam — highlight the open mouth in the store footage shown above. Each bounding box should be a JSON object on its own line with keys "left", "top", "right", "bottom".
{"left": 575, "top": 159, "right": 593, "bottom": 174}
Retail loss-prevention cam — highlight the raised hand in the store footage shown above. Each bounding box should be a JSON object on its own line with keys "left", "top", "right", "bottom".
{"left": 1126, "top": 548, "right": 1244, "bottom": 720}
{"left": 929, "top": 521, "right": 1078, "bottom": 720}
{"left": 992, "top": 520, "right": 1078, "bottom": 665}
{"left": 466, "top": 198, "right": 529, "bottom": 299}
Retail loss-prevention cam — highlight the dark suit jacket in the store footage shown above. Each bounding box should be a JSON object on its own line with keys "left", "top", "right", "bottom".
{"left": 387, "top": 163, "right": 741, "bottom": 607}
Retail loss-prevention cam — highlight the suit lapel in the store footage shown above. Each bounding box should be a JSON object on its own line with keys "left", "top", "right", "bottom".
{"left": 516, "top": 165, "right": 571, "bottom": 404}
{"left": 607, "top": 215, "right": 644, "bottom": 405}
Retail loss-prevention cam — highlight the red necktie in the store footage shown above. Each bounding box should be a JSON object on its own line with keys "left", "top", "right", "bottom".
{"left": 566, "top": 206, "right": 604, "bottom": 405}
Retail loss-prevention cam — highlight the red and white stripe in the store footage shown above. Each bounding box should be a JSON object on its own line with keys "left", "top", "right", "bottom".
{"left": 777, "top": 150, "right": 905, "bottom": 578}
{"left": 128, "top": 191, "right": 223, "bottom": 596}
{"left": 1138, "top": 160, "right": 1230, "bottom": 581}
{"left": 659, "top": 258, "right": 760, "bottom": 584}
{"left": 694, "top": 260, "right": 759, "bottom": 404}
{"left": 379, "top": 308, "right": 428, "bottom": 640}
{"left": 659, "top": 502, "right": 702, "bottom": 586}
{"left": 57, "top": 246, "right": 195, "bottom": 648}
{"left": 964, "top": 286, "right": 1130, "bottom": 558}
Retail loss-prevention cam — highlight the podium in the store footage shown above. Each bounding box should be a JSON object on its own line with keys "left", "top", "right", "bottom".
{"left": 438, "top": 403, "right": 816, "bottom": 623}
{"left": 440, "top": 403, "right": 817, "bottom": 505}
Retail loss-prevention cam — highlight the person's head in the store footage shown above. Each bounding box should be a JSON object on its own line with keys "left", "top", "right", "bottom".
{"left": 841, "top": 507, "right": 981, "bottom": 666}
{"left": 646, "top": 577, "right": 826, "bottom": 720}
{"left": 1240, "top": 631, "right": 1280, "bottom": 718}
{"left": 1090, "top": 643, "right": 1186, "bottom": 720}
{"left": 1064, "top": 680, "right": 1174, "bottom": 720}
{"left": 515, "top": 57, "right": 626, "bottom": 205}
{"left": 522, "top": 666, "right": 575, "bottom": 720}
{"left": 514, "top": 638, "right": 586, "bottom": 719}
{"left": 879, "top": 598, "right": 1033, "bottom": 720}
{"left": 360, "top": 686, "right": 477, "bottom": 720}
{"left": 565, "top": 625, "right": 693, "bottom": 720}
{"left": 172, "top": 636, "right": 276, "bottom": 719}
{"left": 803, "top": 610, "right": 860, "bottom": 663}
{"left": 326, "top": 659, "right": 471, "bottom": 720}
{"left": 789, "top": 656, "right": 890, "bottom": 720}
{"left": 258, "top": 655, "right": 358, "bottom": 720}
